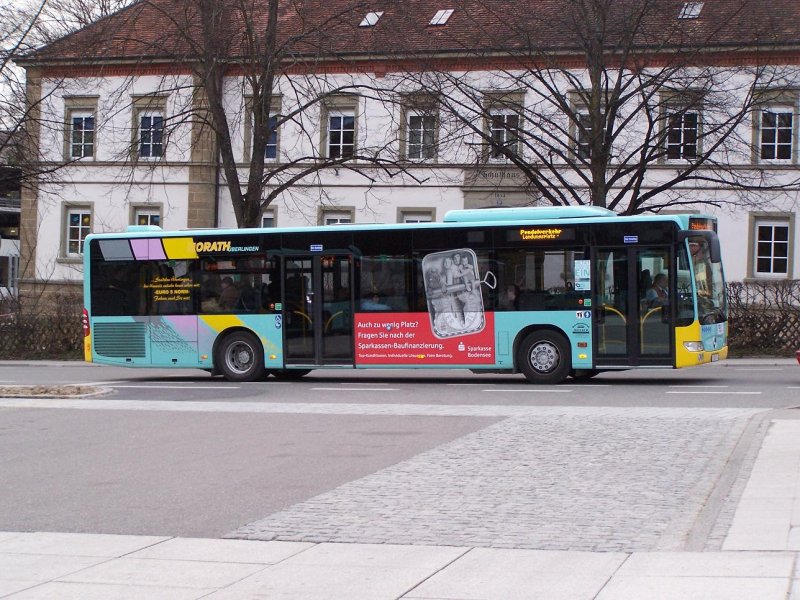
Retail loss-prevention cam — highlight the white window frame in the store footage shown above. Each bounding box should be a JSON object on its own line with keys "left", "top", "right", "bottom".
{"left": 264, "top": 114, "right": 279, "bottom": 161}
{"left": 752, "top": 218, "right": 792, "bottom": 278}
{"left": 138, "top": 110, "right": 164, "bottom": 159}
{"left": 665, "top": 108, "right": 700, "bottom": 160}
{"left": 488, "top": 110, "right": 521, "bottom": 161}
{"left": 575, "top": 111, "right": 592, "bottom": 159}
{"left": 407, "top": 112, "right": 436, "bottom": 161}
{"left": 321, "top": 210, "right": 353, "bottom": 225}
{"left": 327, "top": 110, "right": 356, "bottom": 159}
{"left": 400, "top": 210, "right": 434, "bottom": 224}
{"left": 261, "top": 209, "right": 276, "bottom": 228}
{"left": 70, "top": 110, "right": 95, "bottom": 159}
{"left": 134, "top": 208, "right": 161, "bottom": 227}
{"left": 64, "top": 206, "right": 92, "bottom": 257}
{"left": 759, "top": 106, "right": 794, "bottom": 162}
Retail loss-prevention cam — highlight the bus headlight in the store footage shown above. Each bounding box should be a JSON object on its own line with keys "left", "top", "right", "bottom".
{"left": 683, "top": 341, "right": 705, "bottom": 352}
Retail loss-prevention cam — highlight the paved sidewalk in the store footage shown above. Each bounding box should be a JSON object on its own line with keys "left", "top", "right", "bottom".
{"left": 2, "top": 418, "right": 800, "bottom": 599}
{"left": 0, "top": 533, "right": 797, "bottom": 599}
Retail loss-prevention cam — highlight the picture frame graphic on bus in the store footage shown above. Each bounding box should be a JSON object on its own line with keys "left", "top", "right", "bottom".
{"left": 422, "top": 248, "right": 494, "bottom": 339}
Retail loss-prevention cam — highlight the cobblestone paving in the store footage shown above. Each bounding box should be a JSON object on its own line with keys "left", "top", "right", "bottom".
{"left": 231, "top": 407, "right": 761, "bottom": 552}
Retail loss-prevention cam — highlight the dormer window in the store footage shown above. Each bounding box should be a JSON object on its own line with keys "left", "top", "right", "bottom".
{"left": 430, "top": 9, "right": 454, "bottom": 26}
{"left": 679, "top": 2, "right": 704, "bottom": 19}
{"left": 360, "top": 11, "right": 384, "bottom": 27}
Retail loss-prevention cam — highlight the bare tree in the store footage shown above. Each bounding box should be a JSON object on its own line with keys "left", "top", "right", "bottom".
{"left": 167, "top": 0, "right": 411, "bottom": 227}
{"left": 2, "top": 0, "right": 132, "bottom": 180}
{"left": 28, "top": 0, "right": 416, "bottom": 227}
{"left": 395, "top": 0, "right": 800, "bottom": 214}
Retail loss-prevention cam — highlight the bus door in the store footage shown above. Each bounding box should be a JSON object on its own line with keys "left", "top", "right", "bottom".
{"left": 593, "top": 247, "right": 672, "bottom": 367}
{"left": 282, "top": 254, "right": 354, "bottom": 366}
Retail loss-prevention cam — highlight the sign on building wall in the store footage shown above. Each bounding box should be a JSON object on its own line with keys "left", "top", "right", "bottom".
{"left": 462, "top": 167, "right": 538, "bottom": 209}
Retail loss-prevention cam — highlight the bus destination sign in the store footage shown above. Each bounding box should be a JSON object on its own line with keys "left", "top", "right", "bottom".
{"left": 509, "top": 227, "right": 576, "bottom": 242}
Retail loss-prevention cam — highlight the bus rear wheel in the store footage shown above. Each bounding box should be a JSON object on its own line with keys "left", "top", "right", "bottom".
{"left": 216, "top": 331, "right": 265, "bottom": 382}
{"left": 518, "top": 330, "right": 571, "bottom": 384}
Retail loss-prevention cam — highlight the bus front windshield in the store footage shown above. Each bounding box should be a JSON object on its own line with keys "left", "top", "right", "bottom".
{"left": 688, "top": 236, "right": 727, "bottom": 324}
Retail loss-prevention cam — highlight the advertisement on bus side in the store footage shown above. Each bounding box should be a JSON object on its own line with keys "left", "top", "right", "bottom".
{"left": 356, "top": 248, "right": 497, "bottom": 365}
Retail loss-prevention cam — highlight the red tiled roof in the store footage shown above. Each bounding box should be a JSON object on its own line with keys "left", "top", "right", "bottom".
{"left": 23, "top": 0, "right": 800, "bottom": 66}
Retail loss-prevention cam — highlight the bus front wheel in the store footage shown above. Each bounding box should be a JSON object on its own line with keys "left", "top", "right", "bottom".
{"left": 216, "top": 331, "right": 265, "bottom": 382}
{"left": 518, "top": 331, "right": 571, "bottom": 384}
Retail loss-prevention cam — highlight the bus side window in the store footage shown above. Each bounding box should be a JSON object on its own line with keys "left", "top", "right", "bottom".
{"left": 91, "top": 260, "right": 148, "bottom": 316}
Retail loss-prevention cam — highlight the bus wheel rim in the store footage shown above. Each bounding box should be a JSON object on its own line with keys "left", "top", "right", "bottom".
{"left": 529, "top": 341, "right": 559, "bottom": 373}
{"left": 226, "top": 342, "right": 254, "bottom": 374}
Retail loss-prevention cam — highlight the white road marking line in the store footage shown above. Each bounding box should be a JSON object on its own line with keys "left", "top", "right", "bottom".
{"left": 83, "top": 381, "right": 125, "bottom": 386}
{"left": 665, "top": 391, "right": 762, "bottom": 395}
{"left": 734, "top": 368, "right": 784, "bottom": 371}
{"left": 482, "top": 389, "right": 573, "bottom": 393}
{"left": 669, "top": 385, "right": 729, "bottom": 388}
{"left": 311, "top": 387, "right": 399, "bottom": 392}
{"left": 0, "top": 398, "right": 765, "bottom": 419}
{"left": 110, "top": 385, "right": 240, "bottom": 389}
{"left": 572, "top": 384, "right": 610, "bottom": 387}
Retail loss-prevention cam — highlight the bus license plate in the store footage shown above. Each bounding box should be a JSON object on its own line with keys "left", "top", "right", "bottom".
{"left": 711, "top": 354, "right": 719, "bottom": 362}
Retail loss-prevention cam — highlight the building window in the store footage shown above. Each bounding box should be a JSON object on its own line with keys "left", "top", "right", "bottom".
{"left": 261, "top": 209, "right": 276, "bottom": 228}
{"left": 359, "top": 11, "right": 383, "bottom": 26}
{"left": 322, "top": 210, "right": 353, "bottom": 225}
{"left": 134, "top": 209, "right": 161, "bottom": 227}
{"left": 138, "top": 111, "right": 164, "bottom": 158}
{"left": 243, "top": 96, "right": 282, "bottom": 162}
{"left": 760, "top": 108, "right": 793, "bottom": 161}
{"left": 666, "top": 110, "right": 699, "bottom": 160}
{"left": 65, "top": 207, "right": 91, "bottom": 256}
{"left": 70, "top": 112, "right": 94, "bottom": 159}
{"left": 400, "top": 210, "right": 433, "bottom": 223}
{"left": 327, "top": 112, "right": 355, "bottom": 159}
{"left": 265, "top": 115, "right": 278, "bottom": 160}
{"left": 576, "top": 112, "right": 592, "bottom": 159}
{"left": 407, "top": 114, "right": 436, "bottom": 160}
{"left": 679, "top": 2, "right": 704, "bottom": 18}
{"left": 64, "top": 97, "right": 98, "bottom": 161}
{"left": 753, "top": 219, "right": 791, "bottom": 277}
{"left": 430, "top": 9, "right": 454, "bottom": 26}
{"left": 488, "top": 112, "right": 520, "bottom": 160}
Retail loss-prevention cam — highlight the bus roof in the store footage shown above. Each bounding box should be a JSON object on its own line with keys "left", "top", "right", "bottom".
{"left": 94, "top": 208, "right": 713, "bottom": 241}
{"left": 443, "top": 206, "right": 615, "bottom": 222}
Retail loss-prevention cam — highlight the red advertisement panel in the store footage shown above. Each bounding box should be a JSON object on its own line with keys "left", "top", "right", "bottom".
{"left": 355, "top": 312, "right": 495, "bottom": 365}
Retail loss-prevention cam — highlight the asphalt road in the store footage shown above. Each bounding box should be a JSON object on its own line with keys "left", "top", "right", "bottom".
{"left": 0, "top": 359, "right": 797, "bottom": 545}
{"left": 0, "top": 359, "right": 797, "bottom": 408}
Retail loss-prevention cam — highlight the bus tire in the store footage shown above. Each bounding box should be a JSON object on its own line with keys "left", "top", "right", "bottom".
{"left": 216, "top": 331, "right": 265, "bottom": 382}
{"left": 272, "top": 369, "right": 311, "bottom": 380}
{"left": 518, "top": 330, "right": 571, "bottom": 384}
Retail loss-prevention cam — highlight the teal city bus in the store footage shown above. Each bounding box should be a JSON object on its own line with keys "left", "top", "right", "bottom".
{"left": 82, "top": 206, "right": 728, "bottom": 384}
